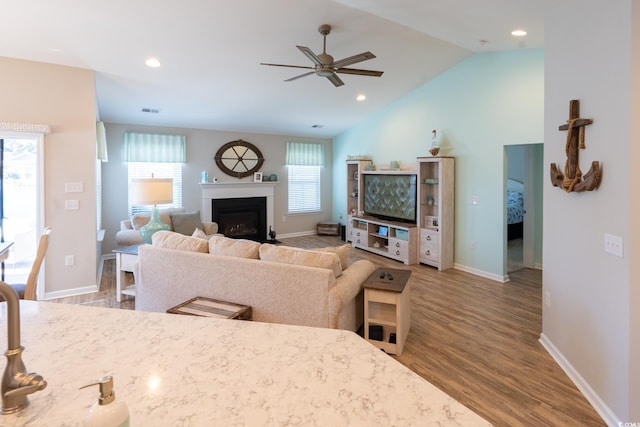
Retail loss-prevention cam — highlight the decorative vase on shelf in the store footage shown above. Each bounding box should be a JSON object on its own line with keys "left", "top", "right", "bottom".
{"left": 429, "top": 129, "right": 440, "bottom": 156}
{"left": 269, "top": 226, "right": 277, "bottom": 241}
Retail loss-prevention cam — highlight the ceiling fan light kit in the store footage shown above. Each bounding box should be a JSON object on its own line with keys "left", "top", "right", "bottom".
{"left": 261, "top": 24, "right": 383, "bottom": 87}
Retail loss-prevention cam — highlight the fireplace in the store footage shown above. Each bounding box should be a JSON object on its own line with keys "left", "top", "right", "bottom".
{"left": 200, "top": 181, "right": 277, "bottom": 242}
{"left": 212, "top": 197, "right": 266, "bottom": 242}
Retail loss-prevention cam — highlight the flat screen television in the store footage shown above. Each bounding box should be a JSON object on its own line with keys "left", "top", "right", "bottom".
{"left": 362, "top": 173, "right": 417, "bottom": 223}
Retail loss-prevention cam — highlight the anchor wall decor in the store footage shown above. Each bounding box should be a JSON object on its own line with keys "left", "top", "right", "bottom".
{"left": 550, "top": 99, "right": 601, "bottom": 192}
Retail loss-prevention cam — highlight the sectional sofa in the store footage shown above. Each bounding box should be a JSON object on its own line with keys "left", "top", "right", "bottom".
{"left": 134, "top": 232, "right": 377, "bottom": 331}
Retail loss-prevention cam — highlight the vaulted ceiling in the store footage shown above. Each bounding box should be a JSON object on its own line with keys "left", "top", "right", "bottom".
{"left": 0, "top": 0, "right": 545, "bottom": 137}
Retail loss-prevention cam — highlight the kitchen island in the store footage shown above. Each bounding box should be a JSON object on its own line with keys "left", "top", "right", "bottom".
{"left": 1, "top": 301, "right": 490, "bottom": 426}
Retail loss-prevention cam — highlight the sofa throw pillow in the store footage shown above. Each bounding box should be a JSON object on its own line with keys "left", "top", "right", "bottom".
{"left": 208, "top": 235, "right": 261, "bottom": 259}
{"left": 259, "top": 244, "right": 342, "bottom": 278}
{"left": 192, "top": 228, "right": 209, "bottom": 240}
{"left": 131, "top": 208, "right": 183, "bottom": 231}
{"left": 315, "top": 244, "right": 351, "bottom": 270}
{"left": 152, "top": 231, "right": 209, "bottom": 253}
{"left": 171, "top": 211, "right": 203, "bottom": 235}
{"left": 131, "top": 214, "right": 150, "bottom": 230}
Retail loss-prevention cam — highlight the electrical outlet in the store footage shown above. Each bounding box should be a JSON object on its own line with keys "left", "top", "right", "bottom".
{"left": 471, "top": 196, "right": 479, "bottom": 205}
{"left": 470, "top": 240, "right": 476, "bottom": 249}
{"left": 65, "top": 255, "right": 75, "bottom": 266}
{"left": 282, "top": 215, "right": 287, "bottom": 222}
{"left": 604, "top": 233, "right": 623, "bottom": 257}
{"left": 545, "top": 291, "right": 551, "bottom": 307}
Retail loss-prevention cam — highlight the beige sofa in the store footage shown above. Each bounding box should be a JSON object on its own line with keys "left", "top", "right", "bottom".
{"left": 134, "top": 233, "right": 376, "bottom": 331}
{"left": 115, "top": 208, "right": 218, "bottom": 246}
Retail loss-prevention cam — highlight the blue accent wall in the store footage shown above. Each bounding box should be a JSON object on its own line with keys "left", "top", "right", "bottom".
{"left": 333, "top": 49, "right": 544, "bottom": 277}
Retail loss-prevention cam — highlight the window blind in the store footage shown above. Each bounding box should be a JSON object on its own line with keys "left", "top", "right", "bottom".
{"left": 286, "top": 142, "right": 323, "bottom": 214}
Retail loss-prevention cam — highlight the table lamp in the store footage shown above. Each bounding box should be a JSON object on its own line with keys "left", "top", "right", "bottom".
{"left": 130, "top": 177, "right": 173, "bottom": 244}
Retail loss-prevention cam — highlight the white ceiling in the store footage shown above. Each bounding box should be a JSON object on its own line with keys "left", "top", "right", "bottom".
{"left": 0, "top": 0, "right": 545, "bottom": 138}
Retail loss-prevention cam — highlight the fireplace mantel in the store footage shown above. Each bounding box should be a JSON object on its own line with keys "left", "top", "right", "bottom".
{"left": 201, "top": 182, "right": 277, "bottom": 238}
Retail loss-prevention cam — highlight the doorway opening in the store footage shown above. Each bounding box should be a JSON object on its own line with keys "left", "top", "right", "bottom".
{"left": 505, "top": 144, "right": 543, "bottom": 274}
{"left": 1, "top": 136, "right": 41, "bottom": 286}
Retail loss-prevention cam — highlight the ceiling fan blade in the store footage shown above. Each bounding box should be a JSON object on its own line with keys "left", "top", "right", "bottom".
{"left": 326, "top": 73, "right": 345, "bottom": 87}
{"left": 296, "top": 45, "right": 324, "bottom": 66}
{"left": 260, "top": 63, "right": 314, "bottom": 71}
{"left": 284, "top": 71, "right": 315, "bottom": 82}
{"left": 332, "top": 52, "right": 376, "bottom": 69}
{"left": 336, "top": 67, "right": 384, "bottom": 77}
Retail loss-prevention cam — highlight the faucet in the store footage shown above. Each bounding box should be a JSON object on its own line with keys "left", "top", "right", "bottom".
{"left": 0, "top": 281, "right": 47, "bottom": 414}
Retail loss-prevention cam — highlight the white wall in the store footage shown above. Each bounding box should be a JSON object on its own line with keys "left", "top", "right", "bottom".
{"left": 543, "top": 0, "right": 636, "bottom": 422}
{"left": 333, "top": 49, "right": 544, "bottom": 279}
{"left": 102, "top": 124, "right": 333, "bottom": 253}
{"left": 0, "top": 56, "right": 97, "bottom": 297}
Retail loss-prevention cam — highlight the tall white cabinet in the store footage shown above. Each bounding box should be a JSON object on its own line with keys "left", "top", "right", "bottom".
{"left": 346, "top": 159, "right": 372, "bottom": 242}
{"left": 417, "top": 157, "right": 454, "bottom": 270}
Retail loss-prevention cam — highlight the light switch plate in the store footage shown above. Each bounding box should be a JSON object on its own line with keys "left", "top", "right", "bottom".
{"left": 65, "top": 199, "right": 79, "bottom": 210}
{"left": 65, "top": 182, "right": 84, "bottom": 193}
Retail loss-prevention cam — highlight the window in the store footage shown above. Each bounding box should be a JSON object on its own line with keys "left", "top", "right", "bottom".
{"left": 123, "top": 132, "right": 186, "bottom": 215}
{"left": 127, "top": 162, "right": 182, "bottom": 215}
{"left": 286, "top": 142, "right": 324, "bottom": 214}
{"left": 287, "top": 165, "right": 321, "bottom": 213}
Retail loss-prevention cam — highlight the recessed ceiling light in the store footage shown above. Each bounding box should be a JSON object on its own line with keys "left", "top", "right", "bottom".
{"left": 511, "top": 30, "right": 527, "bottom": 37}
{"left": 145, "top": 57, "right": 161, "bottom": 68}
{"left": 356, "top": 94, "right": 366, "bottom": 102}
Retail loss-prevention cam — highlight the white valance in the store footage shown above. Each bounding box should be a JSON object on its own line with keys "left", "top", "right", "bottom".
{"left": 0, "top": 122, "right": 50, "bottom": 134}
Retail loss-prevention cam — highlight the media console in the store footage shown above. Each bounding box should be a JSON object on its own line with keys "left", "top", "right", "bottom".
{"left": 350, "top": 215, "right": 418, "bottom": 265}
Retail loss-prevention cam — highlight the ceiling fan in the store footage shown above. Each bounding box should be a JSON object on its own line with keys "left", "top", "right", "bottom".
{"left": 261, "top": 24, "right": 383, "bottom": 87}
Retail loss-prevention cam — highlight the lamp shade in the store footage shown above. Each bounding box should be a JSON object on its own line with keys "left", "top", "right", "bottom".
{"left": 130, "top": 178, "right": 173, "bottom": 205}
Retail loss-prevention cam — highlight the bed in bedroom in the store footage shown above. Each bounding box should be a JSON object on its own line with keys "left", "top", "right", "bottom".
{"left": 507, "top": 179, "right": 524, "bottom": 240}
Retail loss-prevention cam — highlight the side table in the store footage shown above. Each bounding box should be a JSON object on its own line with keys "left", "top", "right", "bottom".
{"left": 113, "top": 244, "right": 142, "bottom": 302}
{"left": 363, "top": 267, "right": 412, "bottom": 355}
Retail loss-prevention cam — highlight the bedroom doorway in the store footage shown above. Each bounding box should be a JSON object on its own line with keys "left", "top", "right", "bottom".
{"left": 505, "top": 144, "right": 543, "bottom": 274}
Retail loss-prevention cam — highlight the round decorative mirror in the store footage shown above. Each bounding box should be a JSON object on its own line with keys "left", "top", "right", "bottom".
{"left": 214, "top": 139, "right": 264, "bottom": 178}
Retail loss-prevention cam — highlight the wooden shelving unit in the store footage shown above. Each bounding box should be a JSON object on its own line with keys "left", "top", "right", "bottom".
{"left": 417, "top": 156, "right": 455, "bottom": 270}
{"left": 345, "top": 159, "right": 371, "bottom": 242}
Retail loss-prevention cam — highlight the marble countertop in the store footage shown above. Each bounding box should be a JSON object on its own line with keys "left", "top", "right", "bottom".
{"left": 0, "top": 301, "right": 491, "bottom": 426}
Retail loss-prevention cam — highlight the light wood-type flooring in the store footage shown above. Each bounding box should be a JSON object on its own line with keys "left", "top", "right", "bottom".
{"left": 50, "top": 235, "right": 604, "bottom": 426}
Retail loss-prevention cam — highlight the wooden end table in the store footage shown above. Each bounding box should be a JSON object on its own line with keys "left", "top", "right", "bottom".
{"left": 363, "top": 267, "right": 412, "bottom": 355}
{"left": 112, "top": 244, "right": 142, "bottom": 302}
{"left": 167, "top": 297, "right": 252, "bottom": 320}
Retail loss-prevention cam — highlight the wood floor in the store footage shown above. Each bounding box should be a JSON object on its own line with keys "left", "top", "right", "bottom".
{"left": 51, "top": 235, "right": 604, "bottom": 426}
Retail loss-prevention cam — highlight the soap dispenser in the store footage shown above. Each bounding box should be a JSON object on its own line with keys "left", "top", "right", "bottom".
{"left": 80, "top": 375, "right": 130, "bottom": 427}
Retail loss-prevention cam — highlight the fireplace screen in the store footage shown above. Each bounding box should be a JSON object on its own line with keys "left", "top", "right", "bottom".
{"left": 212, "top": 197, "right": 267, "bottom": 242}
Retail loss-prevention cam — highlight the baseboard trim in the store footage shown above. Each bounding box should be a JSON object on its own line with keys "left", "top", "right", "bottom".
{"left": 539, "top": 333, "right": 620, "bottom": 426}
{"left": 277, "top": 230, "right": 317, "bottom": 239}
{"left": 44, "top": 284, "right": 99, "bottom": 300}
{"left": 453, "top": 263, "right": 509, "bottom": 283}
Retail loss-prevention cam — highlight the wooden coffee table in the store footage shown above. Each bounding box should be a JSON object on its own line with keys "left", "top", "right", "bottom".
{"left": 167, "top": 297, "right": 252, "bottom": 320}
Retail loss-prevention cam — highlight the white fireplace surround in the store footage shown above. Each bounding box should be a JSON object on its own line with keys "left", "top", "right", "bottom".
{"left": 200, "top": 182, "right": 277, "bottom": 239}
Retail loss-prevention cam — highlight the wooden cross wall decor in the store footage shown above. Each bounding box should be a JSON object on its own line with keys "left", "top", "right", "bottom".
{"left": 550, "top": 99, "right": 601, "bottom": 192}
